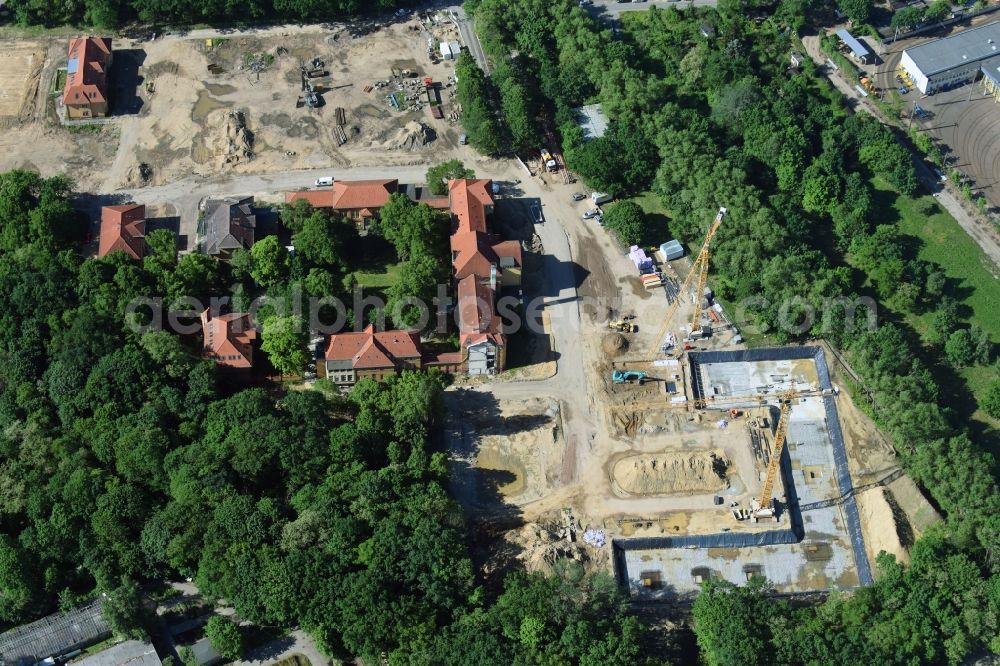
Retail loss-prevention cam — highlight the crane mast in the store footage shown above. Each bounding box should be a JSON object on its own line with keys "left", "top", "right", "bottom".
{"left": 752, "top": 389, "right": 798, "bottom": 519}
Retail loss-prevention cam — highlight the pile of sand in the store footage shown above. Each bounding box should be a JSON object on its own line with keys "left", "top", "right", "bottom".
{"left": 383, "top": 120, "right": 433, "bottom": 150}
{"left": 613, "top": 450, "right": 729, "bottom": 496}
{"left": 602, "top": 333, "right": 629, "bottom": 356}
{"left": 857, "top": 487, "right": 911, "bottom": 567}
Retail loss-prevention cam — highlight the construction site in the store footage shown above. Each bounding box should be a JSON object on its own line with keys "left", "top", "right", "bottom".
{"left": 0, "top": 13, "right": 470, "bottom": 192}
{"left": 446, "top": 202, "right": 939, "bottom": 599}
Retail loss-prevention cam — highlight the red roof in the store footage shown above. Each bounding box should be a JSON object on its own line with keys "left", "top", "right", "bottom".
{"left": 450, "top": 232, "right": 522, "bottom": 281}
{"left": 285, "top": 180, "right": 397, "bottom": 212}
{"left": 326, "top": 324, "right": 422, "bottom": 369}
{"left": 491, "top": 239, "right": 522, "bottom": 268}
{"left": 423, "top": 197, "right": 451, "bottom": 209}
{"left": 457, "top": 276, "right": 504, "bottom": 346}
{"left": 63, "top": 37, "right": 112, "bottom": 106}
{"left": 449, "top": 179, "right": 493, "bottom": 234}
{"left": 332, "top": 179, "right": 397, "bottom": 210}
{"left": 200, "top": 310, "right": 256, "bottom": 369}
{"left": 98, "top": 204, "right": 145, "bottom": 259}
{"left": 285, "top": 190, "right": 334, "bottom": 207}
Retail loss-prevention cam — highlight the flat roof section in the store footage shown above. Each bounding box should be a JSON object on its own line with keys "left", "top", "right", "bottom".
{"left": 74, "top": 641, "right": 162, "bottom": 666}
{"left": 836, "top": 29, "right": 871, "bottom": 59}
{"left": 575, "top": 103, "right": 608, "bottom": 141}
{"left": 904, "top": 20, "right": 1000, "bottom": 76}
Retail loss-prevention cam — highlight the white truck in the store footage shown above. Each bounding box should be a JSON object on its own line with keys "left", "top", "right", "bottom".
{"left": 591, "top": 192, "right": 612, "bottom": 205}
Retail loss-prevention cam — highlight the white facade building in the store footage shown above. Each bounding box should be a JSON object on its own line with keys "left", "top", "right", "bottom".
{"left": 901, "top": 21, "right": 1000, "bottom": 94}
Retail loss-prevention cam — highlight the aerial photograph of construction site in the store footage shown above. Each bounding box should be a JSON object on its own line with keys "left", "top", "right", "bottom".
{"left": 0, "top": 0, "right": 998, "bottom": 663}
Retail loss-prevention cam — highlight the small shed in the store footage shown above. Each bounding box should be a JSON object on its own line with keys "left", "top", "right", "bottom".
{"left": 700, "top": 23, "right": 716, "bottom": 38}
{"left": 439, "top": 42, "right": 453, "bottom": 60}
{"left": 790, "top": 52, "right": 804, "bottom": 68}
{"left": 659, "top": 240, "right": 684, "bottom": 260}
{"left": 628, "top": 245, "right": 653, "bottom": 271}
{"left": 448, "top": 42, "right": 461, "bottom": 59}
{"left": 835, "top": 29, "right": 873, "bottom": 65}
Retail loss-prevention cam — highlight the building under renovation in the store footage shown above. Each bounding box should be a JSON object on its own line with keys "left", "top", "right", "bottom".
{"left": 900, "top": 21, "right": 1000, "bottom": 94}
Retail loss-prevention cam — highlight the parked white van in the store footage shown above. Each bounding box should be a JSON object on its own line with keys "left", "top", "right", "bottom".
{"left": 314, "top": 176, "right": 334, "bottom": 187}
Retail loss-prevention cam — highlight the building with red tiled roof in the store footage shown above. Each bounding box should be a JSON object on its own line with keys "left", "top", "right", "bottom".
{"left": 63, "top": 37, "right": 112, "bottom": 119}
{"left": 450, "top": 231, "right": 523, "bottom": 286}
{"left": 324, "top": 324, "right": 423, "bottom": 385}
{"left": 98, "top": 204, "right": 145, "bottom": 260}
{"left": 457, "top": 275, "right": 506, "bottom": 375}
{"left": 448, "top": 178, "right": 493, "bottom": 234}
{"left": 200, "top": 309, "right": 256, "bottom": 373}
{"left": 285, "top": 179, "right": 398, "bottom": 231}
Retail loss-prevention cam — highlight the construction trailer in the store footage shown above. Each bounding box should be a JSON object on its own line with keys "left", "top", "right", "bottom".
{"left": 659, "top": 239, "right": 684, "bottom": 260}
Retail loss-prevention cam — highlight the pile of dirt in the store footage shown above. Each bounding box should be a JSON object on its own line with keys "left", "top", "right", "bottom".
{"left": 503, "top": 522, "right": 598, "bottom": 575}
{"left": 383, "top": 120, "right": 433, "bottom": 150}
{"left": 612, "top": 450, "right": 730, "bottom": 496}
{"left": 602, "top": 333, "right": 629, "bottom": 356}
{"left": 220, "top": 110, "right": 254, "bottom": 165}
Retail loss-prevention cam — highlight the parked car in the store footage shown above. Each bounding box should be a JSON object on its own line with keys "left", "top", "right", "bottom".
{"left": 314, "top": 176, "right": 334, "bottom": 186}
{"left": 572, "top": 192, "right": 586, "bottom": 201}
{"left": 899, "top": 86, "right": 910, "bottom": 95}
{"left": 582, "top": 209, "right": 600, "bottom": 219}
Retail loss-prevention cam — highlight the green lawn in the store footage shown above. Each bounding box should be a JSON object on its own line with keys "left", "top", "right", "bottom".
{"left": 627, "top": 190, "right": 674, "bottom": 239}
{"left": 353, "top": 261, "right": 403, "bottom": 289}
{"left": 871, "top": 177, "right": 1000, "bottom": 342}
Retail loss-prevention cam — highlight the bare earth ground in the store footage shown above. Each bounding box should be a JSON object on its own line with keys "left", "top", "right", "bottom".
{"left": 0, "top": 14, "right": 469, "bottom": 192}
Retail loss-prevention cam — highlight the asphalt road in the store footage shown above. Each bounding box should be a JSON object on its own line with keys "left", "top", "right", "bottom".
{"left": 449, "top": 6, "right": 491, "bottom": 76}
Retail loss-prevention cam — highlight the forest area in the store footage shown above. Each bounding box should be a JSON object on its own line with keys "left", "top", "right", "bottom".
{"left": 2, "top": 0, "right": 405, "bottom": 30}
{"left": 463, "top": 0, "right": 1000, "bottom": 663}
{"left": 0, "top": 170, "right": 654, "bottom": 665}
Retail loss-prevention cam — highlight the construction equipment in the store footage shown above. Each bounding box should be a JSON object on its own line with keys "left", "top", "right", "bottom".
{"left": 612, "top": 370, "right": 647, "bottom": 385}
{"left": 750, "top": 389, "right": 798, "bottom": 520}
{"left": 609, "top": 320, "right": 637, "bottom": 333}
{"left": 648, "top": 207, "right": 727, "bottom": 357}
{"left": 859, "top": 76, "right": 877, "bottom": 95}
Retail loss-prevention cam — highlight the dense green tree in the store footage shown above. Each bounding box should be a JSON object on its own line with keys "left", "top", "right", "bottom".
{"left": 601, "top": 200, "right": 646, "bottom": 248}
{"left": 205, "top": 616, "right": 244, "bottom": 660}
{"left": 693, "top": 577, "right": 777, "bottom": 666}
{"left": 375, "top": 194, "right": 448, "bottom": 261}
{"left": 294, "top": 211, "right": 355, "bottom": 270}
{"left": 983, "top": 379, "right": 1000, "bottom": 419}
{"left": 425, "top": 160, "right": 476, "bottom": 196}
{"left": 250, "top": 236, "right": 291, "bottom": 288}
{"left": 260, "top": 315, "right": 309, "bottom": 376}
{"left": 945, "top": 328, "right": 977, "bottom": 366}
{"left": 838, "top": 0, "right": 873, "bottom": 23}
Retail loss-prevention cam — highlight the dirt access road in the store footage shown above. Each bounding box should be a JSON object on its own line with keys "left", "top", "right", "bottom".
{"left": 801, "top": 33, "right": 1000, "bottom": 268}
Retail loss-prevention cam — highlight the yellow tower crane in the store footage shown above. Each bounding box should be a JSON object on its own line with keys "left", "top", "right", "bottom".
{"left": 751, "top": 388, "right": 799, "bottom": 520}
{"left": 648, "top": 207, "right": 727, "bottom": 359}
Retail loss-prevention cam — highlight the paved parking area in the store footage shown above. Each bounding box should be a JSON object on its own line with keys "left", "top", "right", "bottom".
{"left": 875, "top": 23, "right": 1000, "bottom": 205}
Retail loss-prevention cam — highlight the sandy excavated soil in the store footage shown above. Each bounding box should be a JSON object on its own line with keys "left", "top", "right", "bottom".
{"left": 0, "top": 42, "right": 44, "bottom": 119}
{"left": 102, "top": 20, "right": 464, "bottom": 190}
{"left": 611, "top": 450, "right": 729, "bottom": 496}
{"left": 0, "top": 14, "right": 467, "bottom": 192}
